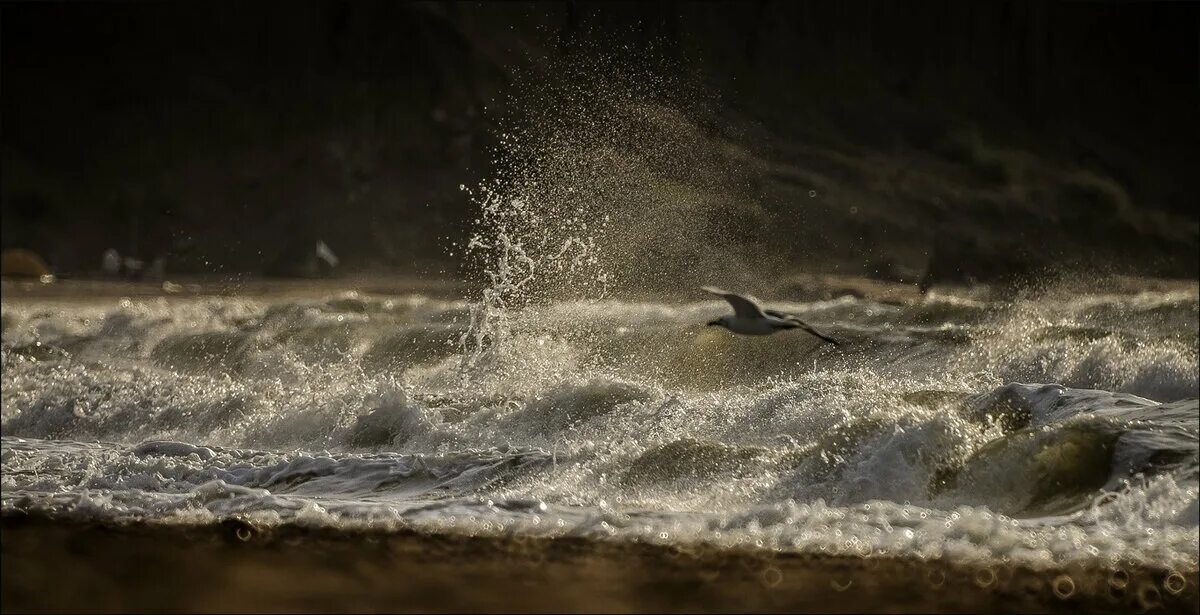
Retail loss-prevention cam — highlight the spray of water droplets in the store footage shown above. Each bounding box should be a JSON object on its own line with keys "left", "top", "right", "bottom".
{"left": 457, "top": 45, "right": 777, "bottom": 370}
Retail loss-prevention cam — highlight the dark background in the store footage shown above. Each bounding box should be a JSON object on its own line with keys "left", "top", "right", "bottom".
{"left": 3, "top": 1, "right": 1198, "bottom": 283}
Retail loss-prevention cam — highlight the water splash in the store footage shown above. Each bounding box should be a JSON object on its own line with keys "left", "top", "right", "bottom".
{"left": 457, "top": 47, "right": 772, "bottom": 371}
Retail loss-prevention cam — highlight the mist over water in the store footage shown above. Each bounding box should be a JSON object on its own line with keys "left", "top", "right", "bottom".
{"left": 3, "top": 52, "right": 1198, "bottom": 576}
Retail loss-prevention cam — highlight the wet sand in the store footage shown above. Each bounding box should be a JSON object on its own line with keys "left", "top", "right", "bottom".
{"left": 2, "top": 513, "right": 1195, "bottom": 613}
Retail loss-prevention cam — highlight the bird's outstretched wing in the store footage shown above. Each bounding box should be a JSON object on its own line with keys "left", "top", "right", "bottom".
{"left": 701, "top": 286, "right": 765, "bottom": 319}
{"left": 765, "top": 309, "right": 842, "bottom": 347}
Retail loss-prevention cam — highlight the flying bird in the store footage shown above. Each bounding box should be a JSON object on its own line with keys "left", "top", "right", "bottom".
{"left": 701, "top": 286, "right": 841, "bottom": 346}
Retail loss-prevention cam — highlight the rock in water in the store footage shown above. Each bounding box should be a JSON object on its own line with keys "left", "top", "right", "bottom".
{"left": 1, "top": 249, "right": 52, "bottom": 279}
{"left": 101, "top": 249, "right": 122, "bottom": 277}
{"left": 266, "top": 239, "right": 340, "bottom": 278}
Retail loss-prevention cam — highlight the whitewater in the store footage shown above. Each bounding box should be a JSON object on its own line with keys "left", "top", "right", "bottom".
{"left": 2, "top": 281, "right": 1197, "bottom": 576}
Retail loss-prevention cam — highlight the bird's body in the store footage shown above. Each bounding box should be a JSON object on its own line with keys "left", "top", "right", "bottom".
{"left": 702, "top": 286, "right": 841, "bottom": 346}
{"left": 708, "top": 314, "right": 782, "bottom": 335}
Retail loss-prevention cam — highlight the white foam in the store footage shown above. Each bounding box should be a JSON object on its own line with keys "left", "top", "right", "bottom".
{"left": 2, "top": 287, "right": 1197, "bottom": 572}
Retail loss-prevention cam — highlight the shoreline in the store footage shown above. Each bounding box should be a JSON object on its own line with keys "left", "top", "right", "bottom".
{"left": 2, "top": 513, "right": 1195, "bottom": 613}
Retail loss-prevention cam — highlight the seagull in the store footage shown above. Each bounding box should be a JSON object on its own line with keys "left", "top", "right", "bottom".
{"left": 702, "top": 286, "right": 841, "bottom": 346}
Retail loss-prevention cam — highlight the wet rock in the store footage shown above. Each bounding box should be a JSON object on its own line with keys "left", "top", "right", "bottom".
{"left": 1, "top": 249, "right": 52, "bottom": 279}
{"left": 266, "top": 239, "right": 340, "bottom": 278}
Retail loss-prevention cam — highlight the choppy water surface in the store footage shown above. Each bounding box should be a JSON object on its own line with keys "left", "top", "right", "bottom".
{"left": 3, "top": 284, "right": 1197, "bottom": 572}
{"left": 3, "top": 54, "right": 1198, "bottom": 576}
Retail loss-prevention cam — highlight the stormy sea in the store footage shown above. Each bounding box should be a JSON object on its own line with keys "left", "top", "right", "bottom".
{"left": 3, "top": 17, "right": 1199, "bottom": 610}
{"left": 3, "top": 267, "right": 1198, "bottom": 610}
